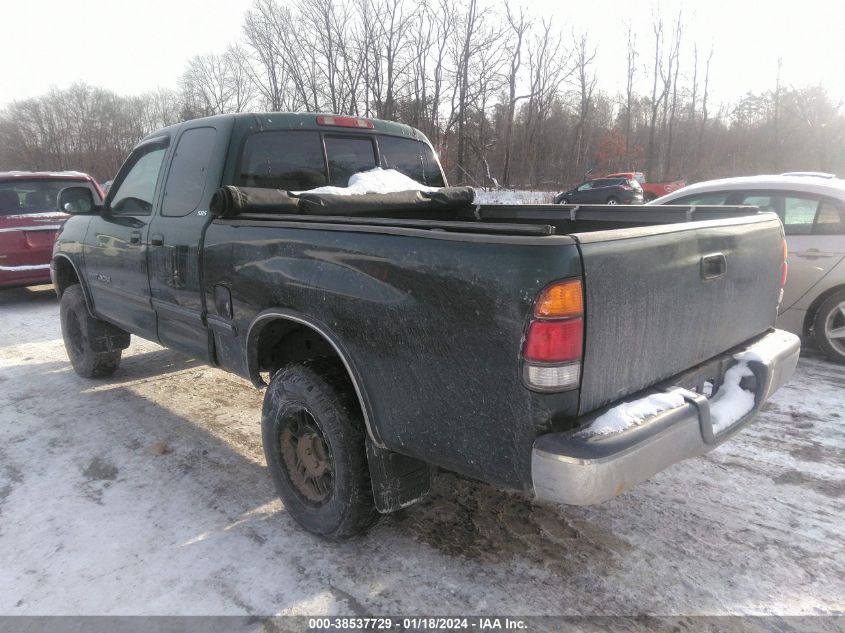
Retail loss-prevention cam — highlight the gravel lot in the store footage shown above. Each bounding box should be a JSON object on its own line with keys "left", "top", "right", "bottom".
{"left": 1, "top": 285, "right": 843, "bottom": 616}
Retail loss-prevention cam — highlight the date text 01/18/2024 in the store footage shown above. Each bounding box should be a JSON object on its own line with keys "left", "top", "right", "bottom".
{"left": 307, "top": 617, "right": 528, "bottom": 630}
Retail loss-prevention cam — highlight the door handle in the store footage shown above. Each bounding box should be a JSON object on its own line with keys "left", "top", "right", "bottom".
{"left": 129, "top": 231, "right": 141, "bottom": 245}
{"left": 150, "top": 234, "right": 164, "bottom": 247}
{"left": 701, "top": 253, "right": 727, "bottom": 280}
{"left": 794, "top": 248, "right": 831, "bottom": 260}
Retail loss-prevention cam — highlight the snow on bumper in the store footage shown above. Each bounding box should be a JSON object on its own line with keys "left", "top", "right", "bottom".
{"left": 531, "top": 329, "right": 801, "bottom": 506}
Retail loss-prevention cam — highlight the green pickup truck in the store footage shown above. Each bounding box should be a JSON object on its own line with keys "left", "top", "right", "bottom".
{"left": 51, "top": 112, "right": 800, "bottom": 538}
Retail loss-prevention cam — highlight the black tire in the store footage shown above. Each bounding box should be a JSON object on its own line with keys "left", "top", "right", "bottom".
{"left": 606, "top": 196, "right": 619, "bottom": 205}
{"left": 813, "top": 290, "right": 845, "bottom": 364}
{"left": 60, "top": 284, "right": 123, "bottom": 378}
{"left": 643, "top": 192, "right": 657, "bottom": 203}
{"left": 555, "top": 195, "right": 569, "bottom": 205}
{"left": 261, "top": 359, "right": 380, "bottom": 539}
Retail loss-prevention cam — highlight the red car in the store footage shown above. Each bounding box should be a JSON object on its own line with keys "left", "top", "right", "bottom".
{"left": 605, "top": 171, "right": 686, "bottom": 202}
{"left": 0, "top": 171, "right": 104, "bottom": 288}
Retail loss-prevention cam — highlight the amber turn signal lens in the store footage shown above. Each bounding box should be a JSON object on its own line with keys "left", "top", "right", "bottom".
{"left": 535, "top": 280, "right": 583, "bottom": 318}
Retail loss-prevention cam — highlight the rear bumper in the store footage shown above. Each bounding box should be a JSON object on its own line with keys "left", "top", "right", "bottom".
{"left": 532, "top": 329, "right": 800, "bottom": 505}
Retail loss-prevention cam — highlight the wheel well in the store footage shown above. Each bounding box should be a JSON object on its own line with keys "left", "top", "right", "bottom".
{"left": 804, "top": 284, "right": 845, "bottom": 336}
{"left": 252, "top": 318, "right": 343, "bottom": 385}
{"left": 248, "top": 315, "right": 381, "bottom": 445}
{"left": 53, "top": 257, "right": 80, "bottom": 298}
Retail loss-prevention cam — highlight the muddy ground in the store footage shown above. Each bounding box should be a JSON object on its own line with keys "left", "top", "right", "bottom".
{"left": 0, "top": 285, "right": 843, "bottom": 616}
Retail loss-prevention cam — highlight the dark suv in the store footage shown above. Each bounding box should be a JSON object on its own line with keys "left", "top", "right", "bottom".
{"left": 555, "top": 177, "right": 643, "bottom": 205}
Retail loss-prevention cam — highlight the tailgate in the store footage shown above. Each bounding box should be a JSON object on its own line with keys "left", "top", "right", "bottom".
{"left": 574, "top": 213, "right": 785, "bottom": 415}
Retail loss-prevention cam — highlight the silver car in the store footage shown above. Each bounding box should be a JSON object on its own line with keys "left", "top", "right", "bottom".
{"left": 652, "top": 175, "right": 845, "bottom": 363}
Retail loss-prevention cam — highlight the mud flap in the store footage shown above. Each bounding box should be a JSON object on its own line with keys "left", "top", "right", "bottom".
{"left": 88, "top": 321, "right": 130, "bottom": 353}
{"left": 366, "top": 439, "right": 432, "bottom": 513}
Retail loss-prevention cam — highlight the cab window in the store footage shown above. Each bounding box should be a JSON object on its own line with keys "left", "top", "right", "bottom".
{"left": 377, "top": 136, "right": 445, "bottom": 187}
{"left": 324, "top": 136, "right": 377, "bottom": 186}
{"left": 109, "top": 146, "right": 167, "bottom": 215}
{"left": 238, "top": 131, "right": 327, "bottom": 190}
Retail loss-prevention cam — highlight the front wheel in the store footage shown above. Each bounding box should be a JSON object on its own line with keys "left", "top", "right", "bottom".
{"left": 606, "top": 196, "right": 619, "bottom": 205}
{"left": 813, "top": 291, "right": 845, "bottom": 363}
{"left": 60, "top": 284, "right": 125, "bottom": 378}
{"left": 261, "top": 360, "right": 380, "bottom": 539}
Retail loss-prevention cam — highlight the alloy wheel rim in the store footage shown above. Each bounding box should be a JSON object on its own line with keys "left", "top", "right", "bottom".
{"left": 824, "top": 301, "right": 845, "bottom": 355}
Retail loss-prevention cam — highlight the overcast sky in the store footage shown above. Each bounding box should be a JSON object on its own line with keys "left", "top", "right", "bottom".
{"left": 2, "top": 0, "right": 843, "bottom": 109}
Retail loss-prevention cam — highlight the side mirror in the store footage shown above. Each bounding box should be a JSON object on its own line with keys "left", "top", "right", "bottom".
{"left": 57, "top": 186, "right": 100, "bottom": 215}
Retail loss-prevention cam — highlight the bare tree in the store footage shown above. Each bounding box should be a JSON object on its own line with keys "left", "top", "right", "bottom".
{"left": 569, "top": 31, "right": 598, "bottom": 180}
{"left": 645, "top": 12, "right": 668, "bottom": 177}
{"left": 662, "top": 11, "right": 682, "bottom": 179}
{"left": 624, "top": 23, "right": 637, "bottom": 166}
{"left": 500, "top": 2, "right": 532, "bottom": 186}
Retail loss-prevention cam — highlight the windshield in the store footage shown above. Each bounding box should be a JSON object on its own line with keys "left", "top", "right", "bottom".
{"left": 238, "top": 131, "right": 445, "bottom": 190}
{"left": 0, "top": 179, "right": 101, "bottom": 216}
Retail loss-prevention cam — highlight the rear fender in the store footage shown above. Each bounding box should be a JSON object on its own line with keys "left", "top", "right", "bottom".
{"left": 246, "top": 309, "right": 384, "bottom": 447}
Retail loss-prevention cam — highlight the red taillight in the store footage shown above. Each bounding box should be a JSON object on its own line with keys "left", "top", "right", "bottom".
{"left": 522, "top": 279, "right": 585, "bottom": 391}
{"left": 316, "top": 115, "right": 374, "bottom": 129}
{"left": 524, "top": 318, "right": 584, "bottom": 362}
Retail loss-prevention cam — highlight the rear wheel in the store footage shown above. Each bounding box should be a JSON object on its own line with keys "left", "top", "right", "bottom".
{"left": 813, "top": 290, "right": 845, "bottom": 364}
{"left": 606, "top": 196, "right": 619, "bottom": 205}
{"left": 60, "top": 284, "right": 124, "bottom": 378}
{"left": 643, "top": 192, "right": 657, "bottom": 203}
{"left": 261, "top": 359, "right": 380, "bottom": 539}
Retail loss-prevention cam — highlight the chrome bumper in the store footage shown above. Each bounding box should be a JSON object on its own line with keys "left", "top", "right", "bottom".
{"left": 532, "top": 329, "right": 801, "bottom": 506}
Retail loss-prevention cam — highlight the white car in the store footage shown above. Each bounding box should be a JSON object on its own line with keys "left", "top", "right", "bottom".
{"left": 651, "top": 175, "right": 845, "bottom": 363}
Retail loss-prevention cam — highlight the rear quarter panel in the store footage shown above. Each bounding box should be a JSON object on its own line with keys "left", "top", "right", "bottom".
{"left": 203, "top": 222, "right": 582, "bottom": 489}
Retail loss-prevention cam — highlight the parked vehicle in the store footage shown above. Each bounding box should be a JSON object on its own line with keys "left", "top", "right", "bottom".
{"left": 651, "top": 175, "right": 845, "bottom": 363}
{"left": 606, "top": 171, "right": 686, "bottom": 202}
{"left": 554, "top": 177, "right": 643, "bottom": 205}
{"left": 0, "top": 171, "right": 103, "bottom": 289}
{"left": 52, "top": 113, "right": 798, "bottom": 539}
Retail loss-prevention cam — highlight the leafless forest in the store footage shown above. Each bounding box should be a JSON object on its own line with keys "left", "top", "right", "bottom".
{"left": 1, "top": 0, "right": 843, "bottom": 187}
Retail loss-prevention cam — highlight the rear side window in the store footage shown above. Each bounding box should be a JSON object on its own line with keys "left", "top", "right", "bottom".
{"left": 814, "top": 199, "right": 845, "bottom": 235}
{"left": 238, "top": 131, "right": 327, "bottom": 190}
{"left": 377, "top": 136, "right": 445, "bottom": 187}
{"left": 739, "top": 194, "right": 778, "bottom": 214}
{"left": 162, "top": 127, "right": 217, "bottom": 217}
{"left": 324, "top": 136, "right": 376, "bottom": 186}
{"left": 671, "top": 192, "right": 730, "bottom": 205}
{"left": 783, "top": 196, "right": 818, "bottom": 234}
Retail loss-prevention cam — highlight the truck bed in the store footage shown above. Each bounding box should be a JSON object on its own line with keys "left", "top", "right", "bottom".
{"left": 204, "top": 202, "right": 784, "bottom": 490}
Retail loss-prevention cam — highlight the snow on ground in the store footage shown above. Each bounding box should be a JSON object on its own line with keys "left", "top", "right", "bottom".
{"left": 0, "top": 286, "right": 844, "bottom": 616}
